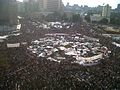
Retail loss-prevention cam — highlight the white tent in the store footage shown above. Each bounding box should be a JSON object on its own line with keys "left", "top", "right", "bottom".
{"left": 7, "top": 43, "right": 20, "bottom": 48}
{"left": 112, "top": 42, "right": 120, "bottom": 48}
{"left": 0, "top": 35, "right": 8, "bottom": 40}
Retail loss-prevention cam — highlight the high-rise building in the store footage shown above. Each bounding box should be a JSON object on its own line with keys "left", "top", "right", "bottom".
{"left": 117, "top": 4, "right": 120, "bottom": 10}
{"left": 0, "top": 0, "right": 17, "bottom": 25}
{"left": 0, "top": 0, "right": 9, "bottom": 25}
{"left": 102, "top": 4, "right": 111, "bottom": 22}
{"left": 38, "top": 0, "right": 62, "bottom": 12}
{"left": 39, "top": 0, "right": 47, "bottom": 11}
{"left": 9, "top": 0, "right": 18, "bottom": 25}
{"left": 102, "top": 4, "right": 111, "bottom": 18}
{"left": 23, "top": 0, "right": 39, "bottom": 13}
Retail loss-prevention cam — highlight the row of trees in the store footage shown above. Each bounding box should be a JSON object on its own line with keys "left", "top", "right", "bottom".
{"left": 84, "top": 12, "right": 109, "bottom": 24}
{"left": 110, "top": 12, "right": 120, "bottom": 25}
{"left": 45, "top": 12, "right": 82, "bottom": 23}
{"left": 84, "top": 11, "right": 120, "bottom": 25}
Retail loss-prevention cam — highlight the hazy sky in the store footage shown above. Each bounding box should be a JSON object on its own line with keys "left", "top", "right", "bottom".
{"left": 17, "top": 0, "right": 120, "bottom": 9}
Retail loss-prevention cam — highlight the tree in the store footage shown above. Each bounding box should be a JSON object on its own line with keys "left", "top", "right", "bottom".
{"left": 110, "top": 12, "right": 120, "bottom": 25}
{"left": 45, "top": 12, "right": 62, "bottom": 22}
{"left": 99, "top": 18, "right": 108, "bottom": 24}
{"left": 62, "top": 13, "right": 69, "bottom": 22}
{"left": 71, "top": 14, "right": 81, "bottom": 22}
{"left": 84, "top": 15, "right": 91, "bottom": 22}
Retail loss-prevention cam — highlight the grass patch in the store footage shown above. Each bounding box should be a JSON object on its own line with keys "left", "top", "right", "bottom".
{"left": 0, "top": 51, "right": 9, "bottom": 68}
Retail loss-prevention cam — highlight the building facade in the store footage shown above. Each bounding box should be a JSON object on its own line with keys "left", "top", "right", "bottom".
{"left": 90, "top": 14, "right": 103, "bottom": 22}
{"left": 90, "top": 4, "right": 111, "bottom": 23}
{"left": 102, "top": 4, "right": 111, "bottom": 22}
{"left": 117, "top": 4, "right": 120, "bottom": 10}
{"left": 0, "top": 0, "right": 9, "bottom": 25}
{"left": 9, "top": 0, "right": 18, "bottom": 25}
{"left": 38, "top": 0, "right": 62, "bottom": 12}
{"left": 0, "top": 0, "right": 17, "bottom": 25}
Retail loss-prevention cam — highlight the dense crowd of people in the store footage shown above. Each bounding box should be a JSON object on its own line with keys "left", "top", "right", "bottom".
{"left": 0, "top": 18, "right": 120, "bottom": 90}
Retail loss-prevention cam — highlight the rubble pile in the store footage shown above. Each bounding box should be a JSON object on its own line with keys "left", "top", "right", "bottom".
{"left": 28, "top": 33, "right": 110, "bottom": 66}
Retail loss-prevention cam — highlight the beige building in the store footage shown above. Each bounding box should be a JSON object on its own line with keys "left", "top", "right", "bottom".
{"left": 102, "top": 4, "right": 111, "bottom": 22}
{"left": 38, "top": 0, "right": 62, "bottom": 12}
{"left": 90, "top": 14, "right": 103, "bottom": 22}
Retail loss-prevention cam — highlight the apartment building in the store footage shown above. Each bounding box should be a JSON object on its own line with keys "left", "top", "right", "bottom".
{"left": 38, "top": 0, "right": 62, "bottom": 12}
{"left": 102, "top": 4, "right": 111, "bottom": 22}
{"left": 0, "top": 0, "right": 17, "bottom": 25}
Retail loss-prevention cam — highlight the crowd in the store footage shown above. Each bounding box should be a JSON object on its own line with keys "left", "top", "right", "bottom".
{"left": 28, "top": 33, "right": 110, "bottom": 66}
{"left": 0, "top": 18, "right": 120, "bottom": 90}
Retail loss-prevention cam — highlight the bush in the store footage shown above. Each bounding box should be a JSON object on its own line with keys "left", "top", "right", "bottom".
{"left": 99, "top": 18, "right": 108, "bottom": 24}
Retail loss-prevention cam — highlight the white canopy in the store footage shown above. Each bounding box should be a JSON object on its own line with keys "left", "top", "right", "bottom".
{"left": 0, "top": 35, "right": 8, "bottom": 40}
{"left": 76, "top": 54, "right": 103, "bottom": 62}
{"left": 112, "top": 42, "right": 120, "bottom": 47}
{"left": 7, "top": 43, "right": 20, "bottom": 48}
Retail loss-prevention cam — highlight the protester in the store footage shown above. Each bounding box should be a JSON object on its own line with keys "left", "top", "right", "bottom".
{"left": 0, "top": 18, "right": 120, "bottom": 90}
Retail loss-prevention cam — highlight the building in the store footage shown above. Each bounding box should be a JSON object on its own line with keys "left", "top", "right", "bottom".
{"left": 0, "top": 0, "right": 9, "bottom": 25}
{"left": 38, "top": 0, "right": 46, "bottom": 11}
{"left": 90, "top": 4, "right": 111, "bottom": 23}
{"left": 91, "top": 5, "right": 103, "bottom": 13}
{"left": 38, "top": 0, "right": 62, "bottom": 12}
{"left": 90, "top": 14, "right": 103, "bottom": 22}
{"left": 117, "top": 4, "right": 120, "bottom": 10}
{"left": 117, "top": 4, "right": 120, "bottom": 9}
{"left": 0, "top": 0, "right": 18, "bottom": 33}
{"left": 9, "top": 0, "right": 18, "bottom": 25}
{"left": 102, "top": 4, "right": 111, "bottom": 22}
{"left": 0, "top": 0, "right": 18, "bottom": 25}
{"left": 23, "top": 0, "right": 39, "bottom": 14}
